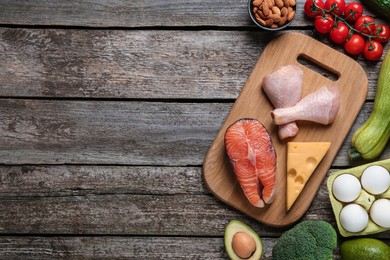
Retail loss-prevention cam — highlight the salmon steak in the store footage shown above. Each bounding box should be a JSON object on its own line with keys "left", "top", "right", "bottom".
{"left": 224, "top": 118, "right": 277, "bottom": 208}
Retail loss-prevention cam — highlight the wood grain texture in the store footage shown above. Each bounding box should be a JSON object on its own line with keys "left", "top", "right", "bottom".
{"left": 0, "top": 166, "right": 206, "bottom": 197}
{"left": 0, "top": 235, "right": 388, "bottom": 259}
{"left": 0, "top": 236, "right": 231, "bottom": 260}
{"left": 0, "top": 165, "right": 388, "bottom": 240}
{"left": 0, "top": 1, "right": 384, "bottom": 28}
{"left": 0, "top": 0, "right": 302, "bottom": 28}
{"left": 12, "top": 235, "right": 390, "bottom": 259}
{"left": 0, "top": 28, "right": 384, "bottom": 99}
{"left": 0, "top": 165, "right": 354, "bottom": 236}
{"left": 0, "top": 99, "right": 389, "bottom": 166}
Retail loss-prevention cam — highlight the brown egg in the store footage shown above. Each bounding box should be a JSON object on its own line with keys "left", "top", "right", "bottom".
{"left": 232, "top": 232, "right": 256, "bottom": 259}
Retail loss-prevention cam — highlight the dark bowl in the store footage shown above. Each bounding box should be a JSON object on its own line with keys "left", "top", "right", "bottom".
{"left": 248, "top": 0, "right": 296, "bottom": 31}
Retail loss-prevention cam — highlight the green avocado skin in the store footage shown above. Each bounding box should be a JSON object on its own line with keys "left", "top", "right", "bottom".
{"left": 362, "top": 0, "right": 390, "bottom": 20}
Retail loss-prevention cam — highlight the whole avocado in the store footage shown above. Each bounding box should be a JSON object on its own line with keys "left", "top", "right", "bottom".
{"left": 340, "top": 238, "right": 390, "bottom": 260}
{"left": 362, "top": 0, "right": 390, "bottom": 20}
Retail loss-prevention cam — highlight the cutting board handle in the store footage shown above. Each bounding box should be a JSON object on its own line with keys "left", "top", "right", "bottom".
{"left": 261, "top": 33, "right": 364, "bottom": 87}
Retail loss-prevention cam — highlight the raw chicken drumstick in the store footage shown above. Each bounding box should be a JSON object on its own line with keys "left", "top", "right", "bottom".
{"left": 271, "top": 86, "right": 340, "bottom": 125}
{"left": 262, "top": 65, "right": 303, "bottom": 139}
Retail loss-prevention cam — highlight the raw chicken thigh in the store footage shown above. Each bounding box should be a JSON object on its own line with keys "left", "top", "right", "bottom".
{"left": 262, "top": 65, "right": 303, "bottom": 139}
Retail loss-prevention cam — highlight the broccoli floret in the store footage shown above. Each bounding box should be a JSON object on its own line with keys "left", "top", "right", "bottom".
{"left": 272, "top": 220, "right": 337, "bottom": 260}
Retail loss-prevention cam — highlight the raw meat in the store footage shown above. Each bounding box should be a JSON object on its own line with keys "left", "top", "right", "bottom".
{"left": 271, "top": 86, "right": 340, "bottom": 125}
{"left": 224, "top": 118, "right": 277, "bottom": 208}
{"left": 262, "top": 65, "right": 303, "bottom": 139}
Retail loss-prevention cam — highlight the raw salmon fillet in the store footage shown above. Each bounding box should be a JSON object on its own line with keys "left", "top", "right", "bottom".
{"left": 224, "top": 118, "right": 277, "bottom": 208}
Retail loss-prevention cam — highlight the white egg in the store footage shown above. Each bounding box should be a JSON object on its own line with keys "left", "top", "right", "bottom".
{"left": 370, "top": 199, "right": 390, "bottom": 228}
{"left": 332, "top": 174, "right": 362, "bottom": 202}
{"left": 361, "top": 165, "right": 390, "bottom": 195}
{"left": 340, "top": 204, "right": 369, "bottom": 233}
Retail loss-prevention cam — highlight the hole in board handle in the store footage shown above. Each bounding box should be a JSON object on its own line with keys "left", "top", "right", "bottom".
{"left": 297, "top": 54, "right": 340, "bottom": 82}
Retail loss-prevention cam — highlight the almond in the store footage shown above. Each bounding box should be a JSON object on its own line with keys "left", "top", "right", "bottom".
{"left": 275, "top": 0, "right": 284, "bottom": 8}
{"left": 281, "top": 6, "right": 288, "bottom": 17}
{"left": 257, "top": 10, "right": 267, "bottom": 19}
{"left": 289, "top": 0, "right": 296, "bottom": 6}
{"left": 272, "top": 6, "right": 281, "bottom": 16}
{"left": 253, "top": 0, "right": 264, "bottom": 6}
{"left": 262, "top": 0, "right": 270, "bottom": 16}
{"left": 256, "top": 17, "right": 267, "bottom": 26}
{"left": 278, "top": 15, "right": 287, "bottom": 26}
{"left": 287, "top": 10, "right": 295, "bottom": 21}
{"left": 283, "top": 0, "right": 290, "bottom": 8}
{"left": 265, "top": 18, "right": 274, "bottom": 27}
{"left": 268, "top": 13, "right": 281, "bottom": 23}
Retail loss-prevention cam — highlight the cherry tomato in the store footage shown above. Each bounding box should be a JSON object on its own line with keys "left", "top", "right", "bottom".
{"left": 375, "top": 24, "right": 390, "bottom": 43}
{"left": 344, "top": 34, "right": 365, "bottom": 55}
{"left": 324, "top": 0, "right": 346, "bottom": 16}
{"left": 330, "top": 21, "right": 349, "bottom": 44}
{"left": 304, "top": 0, "right": 325, "bottom": 18}
{"left": 314, "top": 14, "right": 335, "bottom": 34}
{"left": 354, "top": 16, "right": 376, "bottom": 35}
{"left": 363, "top": 40, "right": 383, "bottom": 61}
{"left": 344, "top": 2, "right": 363, "bottom": 22}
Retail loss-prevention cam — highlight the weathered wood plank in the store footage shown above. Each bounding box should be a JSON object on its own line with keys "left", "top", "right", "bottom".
{"left": 0, "top": 192, "right": 279, "bottom": 236}
{"left": 0, "top": 236, "right": 262, "bottom": 259}
{"left": 0, "top": 236, "right": 388, "bottom": 259}
{"left": 0, "top": 166, "right": 207, "bottom": 197}
{"left": 0, "top": 28, "right": 385, "bottom": 100}
{"left": 0, "top": 100, "right": 388, "bottom": 166}
{"left": 0, "top": 1, "right": 384, "bottom": 28}
{"left": 0, "top": 0, "right": 304, "bottom": 28}
{"left": 0, "top": 164, "right": 389, "bottom": 239}
{"left": 0, "top": 184, "right": 388, "bottom": 238}
{"left": 0, "top": 100, "right": 229, "bottom": 165}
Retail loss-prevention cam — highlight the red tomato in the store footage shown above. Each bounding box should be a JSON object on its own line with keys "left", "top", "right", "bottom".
{"left": 304, "top": 0, "right": 325, "bottom": 18}
{"left": 324, "top": 0, "right": 346, "bottom": 16}
{"left": 330, "top": 22, "right": 349, "bottom": 44}
{"left": 354, "top": 16, "right": 376, "bottom": 35}
{"left": 344, "top": 2, "right": 363, "bottom": 22}
{"left": 314, "top": 14, "right": 335, "bottom": 34}
{"left": 375, "top": 24, "right": 390, "bottom": 43}
{"left": 344, "top": 34, "right": 365, "bottom": 55}
{"left": 363, "top": 40, "right": 383, "bottom": 61}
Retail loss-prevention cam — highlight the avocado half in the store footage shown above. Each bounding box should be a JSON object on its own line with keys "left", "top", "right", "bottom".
{"left": 224, "top": 220, "right": 262, "bottom": 260}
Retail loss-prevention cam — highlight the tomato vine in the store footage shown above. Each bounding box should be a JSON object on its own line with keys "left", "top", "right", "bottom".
{"left": 304, "top": 0, "right": 389, "bottom": 61}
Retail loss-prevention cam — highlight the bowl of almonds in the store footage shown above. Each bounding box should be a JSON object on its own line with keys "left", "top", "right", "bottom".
{"left": 249, "top": 0, "right": 296, "bottom": 30}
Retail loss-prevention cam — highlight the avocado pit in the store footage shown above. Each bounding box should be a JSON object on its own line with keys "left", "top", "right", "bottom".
{"left": 232, "top": 232, "right": 256, "bottom": 258}
{"left": 224, "top": 220, "right": 262, "bottom": 260}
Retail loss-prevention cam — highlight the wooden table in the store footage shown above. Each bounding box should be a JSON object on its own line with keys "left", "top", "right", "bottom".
{"left": 0, "top": 1, "right": 389, "bottom": 259}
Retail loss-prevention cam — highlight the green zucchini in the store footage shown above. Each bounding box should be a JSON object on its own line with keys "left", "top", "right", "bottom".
{"left": 349, "top": 51, "right": 390, "bottom": 161}
{"left": 361, "top": 0, "right": 390, "bottom": 20}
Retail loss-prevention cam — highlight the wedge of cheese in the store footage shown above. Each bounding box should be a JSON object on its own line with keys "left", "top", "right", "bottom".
{"left": 286, "top": 142, "right": 331, "bottom": 211}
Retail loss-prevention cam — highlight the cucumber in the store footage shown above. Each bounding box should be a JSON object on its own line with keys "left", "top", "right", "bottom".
{"left": 349, "top": 51, "right": 390, "bottom": 161}
{"left": 362, "top": 0, "right": 390, "bottom": 20}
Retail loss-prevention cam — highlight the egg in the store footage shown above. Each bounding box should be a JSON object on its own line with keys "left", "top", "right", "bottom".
{"left": 332, "top": 174, "right": 362, "bottom": 202}
{"left": 370, "top": 199, "right": 390, "bottom": 228}
{"left": 361, "top": 165, "right": 390, "bottom": 195}
{"left": 340, "top": 203, "right": 369, "bottom": 232}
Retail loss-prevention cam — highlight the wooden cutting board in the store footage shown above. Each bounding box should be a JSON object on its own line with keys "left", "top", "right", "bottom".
{"left": 202, "top": 32, "right": 368, "bottom": 227}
